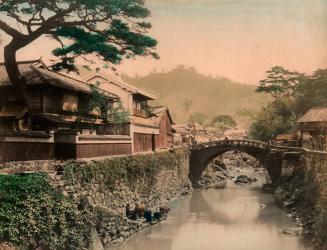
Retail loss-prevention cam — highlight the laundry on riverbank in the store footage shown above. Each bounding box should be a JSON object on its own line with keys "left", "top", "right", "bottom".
{"left": 125, "top": 204, "right": 170, "bottom": 224}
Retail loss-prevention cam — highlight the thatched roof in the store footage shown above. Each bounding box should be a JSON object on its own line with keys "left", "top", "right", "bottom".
{"left": 0, "top": 60, "right": 118, "bottom": 99}
{"left": 298, "top": 107, "right": 327, "bottom": 123}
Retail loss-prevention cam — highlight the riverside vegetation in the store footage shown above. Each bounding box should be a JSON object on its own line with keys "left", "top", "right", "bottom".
{"left": 198, "top": 150, "right": 327, "bottom": 250}
{"left": 0, "top": 148, "right": 191, "bottom": 249}
{"left": 1, "top": 149, "right": 327, "bottom": 249}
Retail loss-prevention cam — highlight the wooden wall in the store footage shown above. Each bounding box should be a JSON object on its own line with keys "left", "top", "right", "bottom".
{"left": 0, "top": 142, "right": 55, "bottom": 162}
{"left": 55, "top": 143, "right": 132, "bottom": 159}
{"left": 157, "top": 112, "right": 173, "bottom": 149}
{"left": 134, "top": 133, "right": 156, "bottom": 153}
{"left": 0, "top": 137, "right": 132, "bottom": 162}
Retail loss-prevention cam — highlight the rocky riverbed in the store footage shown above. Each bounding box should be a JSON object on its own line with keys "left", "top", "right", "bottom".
{"left": 114, "top": 159, "right": 313, "bottom": 250}
{"left": 198, "top": 151, "right": 264, "bottom": 188}
{"left": 198, "top": 151, "right": 309, "bottom": 244}
{"left": 273, "top": 178, "right": 317, "bottom": 242}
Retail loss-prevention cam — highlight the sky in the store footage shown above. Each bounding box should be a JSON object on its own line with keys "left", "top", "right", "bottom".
{"left": 0, "top": 0, "right": 327, "bottom": 84}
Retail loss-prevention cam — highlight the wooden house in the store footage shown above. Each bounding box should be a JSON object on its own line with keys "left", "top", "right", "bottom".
{"left": 274, "top": 133, "right": 297, "bottom": 146}
{"left": 172, "top": 123, "right": 193, "bottom": 145}
{"left": 0, "top": 60, "right": 133, "bottom": 161}
{"left": 83, "top": 71, "right": 163, "bottom": 152}
{"left": 0, "top": 60, "right": 118, "bottom": 133}
{"left": 298, "top": 107, "right": 327, "bottom": 151}
{"left": 192, "top": 123, "right": 210, "bottom": 143}
{"left": 150, "top": 106, "right": 174, "bottom": 149}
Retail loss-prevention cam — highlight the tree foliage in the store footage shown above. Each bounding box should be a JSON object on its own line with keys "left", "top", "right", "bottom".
{"left": 108, "top": 100, "right": 130, "bottom": 124}
{"left": 251, "top": 66, "right": 327, "bottom": 141}
{"left": 0, "top": 174, "right": 92, "bottom": 250}
{"left": 89, "top": 82, "right": 111, "bottom": 121}
{"left": 249, "top": 102, "right": 294, "bottom": 141}
{"left": 256, "top": 66, "right": 304, "bottom": 99}
{"left": 183, "top": 99, "right": 193, "bottom": 114}
{"left": 293, "top": 69, "right": 327, "bottom": 115}
{"left": 189, "top": 112, "right": 206, "bottom": 125}
{"left": 0, "top": 0, "right": 158, "bottom": 101}
{"left": 211, "top": 115, "right": 237, "bottom": 131}
{"left": 89, "top": 82, "right": 130, "bottom": 123}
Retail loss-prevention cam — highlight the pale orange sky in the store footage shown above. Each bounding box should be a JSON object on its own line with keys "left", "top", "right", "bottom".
{"left": 0, "top": 0, "right": 327, "bottom": 84}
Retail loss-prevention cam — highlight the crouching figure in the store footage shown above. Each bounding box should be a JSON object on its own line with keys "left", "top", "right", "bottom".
{"left": 159, "top": 206, "right": 170, "bottom": 220}
{"left": 144, "top": 207, "right": 153, "bottom": 223}
{"left": 134, "top": 204, "right": 145, "bottom": 218}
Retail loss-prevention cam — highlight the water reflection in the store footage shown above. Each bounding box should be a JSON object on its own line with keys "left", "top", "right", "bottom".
{"left": 112, "top": 173, "right": 312, "bottom": 250}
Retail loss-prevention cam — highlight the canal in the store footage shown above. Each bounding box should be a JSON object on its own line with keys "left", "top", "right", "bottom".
{"left": 113, "top": 169, "right": 312, "bottom": 250}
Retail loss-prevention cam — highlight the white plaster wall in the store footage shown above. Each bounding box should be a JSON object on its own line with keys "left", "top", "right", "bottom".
{"left": 86, "top": 76, "right": 133, "bottom": 114}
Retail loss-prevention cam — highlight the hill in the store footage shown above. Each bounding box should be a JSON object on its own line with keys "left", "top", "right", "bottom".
{"left": 122, "top": 66, "right": 269, "bottom": 128}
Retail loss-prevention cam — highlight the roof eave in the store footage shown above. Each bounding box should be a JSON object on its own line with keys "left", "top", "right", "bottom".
{"left": 135, "top": 90, "right": 157, "bottom": 100}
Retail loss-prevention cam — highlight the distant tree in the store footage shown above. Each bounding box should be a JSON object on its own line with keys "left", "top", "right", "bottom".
{"left": 183, "top": 99, "right": 193, "bottom": 114}
{"left": 211, "top": 115, "right": 237, "bottom": 132}
{"left": 189, "top": 112, "right": 206, "bottom": 125}
{"left": 0, "top": 0, "right": 158, "bottom": 106}
{"left": 293, "top": 69, "right": 327, "bottom": 115}
{"left": 249, "top": 103, "right": 293, "bottom": 141}
{"left": 251, "top": 66, "right": 327, "bottom": 141}
{"left": 256, "top": 66, "right": 303, "bottom": 99}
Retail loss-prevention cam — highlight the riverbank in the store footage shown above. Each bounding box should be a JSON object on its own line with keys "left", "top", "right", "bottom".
{"left": 0, "top": 148, "right": 191, "bottom": 250}
{"left": 195, "top": 151, "right": 312, "bottom": 246}
{"left": 270, "top": 150, "right": 327, "bottom": 250}
{"left": 113, "top": 168, "right": 312, "bottom": 250}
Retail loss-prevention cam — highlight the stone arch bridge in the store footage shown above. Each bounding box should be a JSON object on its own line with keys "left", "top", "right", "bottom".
{"left": 189, "top": 140, "right": 303, "bottom": 185}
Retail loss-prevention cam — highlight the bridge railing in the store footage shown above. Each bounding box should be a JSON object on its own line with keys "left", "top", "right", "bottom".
{"left": 191, "top": 139, "right": 327, "bottom": 155}
{"left": 191, "top": 139, "right": 269, "bottom": 150}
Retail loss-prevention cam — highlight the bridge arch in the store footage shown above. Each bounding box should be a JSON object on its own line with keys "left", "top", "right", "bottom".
{"left": 189, "top": 140, "right": 285, "bottom": 185}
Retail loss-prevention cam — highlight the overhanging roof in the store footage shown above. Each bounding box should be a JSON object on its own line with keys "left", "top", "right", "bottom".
{"left": 298, "top": 107, "right": 327, "bottom": 123}
{"left": 0, "top": 103, "right": 27, "bottom": 118}
{"left": 83, "top": 71, "right": 156, "bottom": 100}
{"left": 0, "top": 60, "right": 118, "bottom": 99}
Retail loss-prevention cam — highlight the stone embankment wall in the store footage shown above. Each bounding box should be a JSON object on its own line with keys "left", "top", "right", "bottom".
{"left": 0, "top": 147, "right": 191, "bottom": 249}
{"left": 277, "top": 150, "right": 327, "bottom": 249}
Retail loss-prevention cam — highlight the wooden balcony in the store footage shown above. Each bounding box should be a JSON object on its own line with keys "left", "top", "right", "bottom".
{"left": 133, "top": 108, "right": 149, "bottom": 118}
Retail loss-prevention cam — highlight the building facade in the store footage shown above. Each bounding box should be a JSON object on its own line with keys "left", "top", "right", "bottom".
{"left": 0, "top": 60, "right": 132, "bottom": 161}
{"left": 298, "top": 107, "right": 327, "bottom": 151}
{"left": 83, "top": 71, "right": 174, "bottom": 152}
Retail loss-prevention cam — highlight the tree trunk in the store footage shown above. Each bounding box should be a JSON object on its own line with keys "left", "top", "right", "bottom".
{"left": 4, "top": 39, "right": 30, "bottom": 105}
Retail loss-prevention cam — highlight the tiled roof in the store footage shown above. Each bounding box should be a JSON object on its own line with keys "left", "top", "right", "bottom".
{"left": 83, "top": 71, "right": 156, "bottom": 100}
{"left": 276, "top": 133, "right": 295, "bottom": 140}
{"left": 150, "top": 106, "right": 174, "bottom": 127}
{"left": 172, "top": 123, "right": 192, "bottom": 134}
{"left": 0, "top": 60, "right": 118, "bottom": 99}
{"left": 0, "top": 60, "right": 42, "bottom": 86}
{"left": 131, "top": 115, "right": 158, "bottom": 127}
{"left": 298, "top": 107, "right": 327, "bottom": 123}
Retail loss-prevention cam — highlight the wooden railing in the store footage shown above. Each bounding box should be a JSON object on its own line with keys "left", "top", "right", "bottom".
{"left": 133, "top": 108, "right": 149, "bottom": 118}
